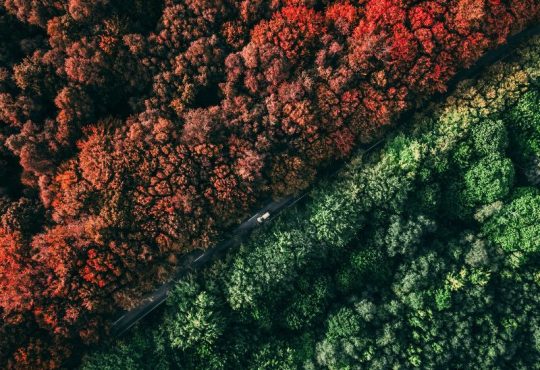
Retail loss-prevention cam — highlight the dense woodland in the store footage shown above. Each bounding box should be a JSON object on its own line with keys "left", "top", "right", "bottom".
{"left": 1, "top": 0, "right": 540, "bottom": 368}
{"left": 82, "top": 35, "right": 540, "bottom": 369}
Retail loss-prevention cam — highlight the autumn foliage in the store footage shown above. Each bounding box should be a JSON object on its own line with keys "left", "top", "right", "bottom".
{"left": 0, "top": 0, "right": 539, "bottom": 367}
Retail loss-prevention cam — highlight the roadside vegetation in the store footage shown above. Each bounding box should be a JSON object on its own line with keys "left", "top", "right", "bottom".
{"left": 81, "top": 35, "right": 540, "bottom": 370}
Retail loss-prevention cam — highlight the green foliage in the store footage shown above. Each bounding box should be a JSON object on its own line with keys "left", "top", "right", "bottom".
{"left": 471, "top": 119, "right": 508, "bottom": 157}
{"left": 82, "top": 341, "right": 145, "bottom": 370}
{"left": 483, "top": 187, "right": 540, "bottom": 256}
{"left": 81, "top": 330, "right": 168, "bottom": 370}
{"left": 434, "top": 288, "right": 451, "bottom": 311}
{"left": 462, "top": 154, "right": 515, "bottom": 206}
{"left": 225, "top": 217, "right": 318, "bottom": 313}
{"left": 308, "top": 183, "right": 363, "bottom": 248}
{"left": 165, "top": 280, "right": 225, "bottom": 354}
{"left": 507, "top": 90, "right": 540, "bottom": 159}
{"left": 378, "top": 214, "right": 437, "bottom": 257}
{"left": 248, "top": 341, "right": 297, "bottom": 370}
{"left": 283, "top": 276, "right": 333, "bottom": 331}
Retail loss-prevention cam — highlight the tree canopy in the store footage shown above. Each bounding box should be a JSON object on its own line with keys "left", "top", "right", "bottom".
{"left": 81, "top": 34, "right": 540, "bottom": 370}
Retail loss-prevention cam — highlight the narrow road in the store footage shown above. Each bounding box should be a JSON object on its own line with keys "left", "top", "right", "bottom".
{"left": 110, "top": 194, "right": 305, "bottom": 336}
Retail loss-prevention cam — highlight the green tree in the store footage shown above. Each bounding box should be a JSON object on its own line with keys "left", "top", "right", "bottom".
{"left": 462, "top": 154, "right": 514, "bottom": 207}
{"left": 163, "top": 279, "right": 226, "bottom": 368}
{"left": 483, "top": 188, "right": 540, "bottom": 256}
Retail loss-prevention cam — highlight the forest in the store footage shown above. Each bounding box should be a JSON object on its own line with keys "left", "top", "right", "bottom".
{"left": 82, "top": 34, "right": 540, "bottom": 369}
{"left": 0, "top": 0, "right": 540, "bottom": 368}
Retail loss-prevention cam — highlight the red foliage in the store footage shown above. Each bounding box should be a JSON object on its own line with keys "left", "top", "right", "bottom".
{"left": 1, "top": 0, "right": 539, "bottom": 367}
{"left": 0, "top": 229, "right": 34, "bottom": 320}
{"left": 325, "top": 2, "right": 360, "bottom": 36}
{"left": 252, "top": 6, "right": 325, "bottom": 63}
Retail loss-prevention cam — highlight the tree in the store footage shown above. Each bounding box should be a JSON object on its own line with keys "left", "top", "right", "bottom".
{"left": 164, "top": 280, "right": 225, "bottom": 362}
{"left": 483, "top": 188, "right": 540, "bottom": 255}
{"left": 462, "top": 154, "right": 515, "bottom": 207}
